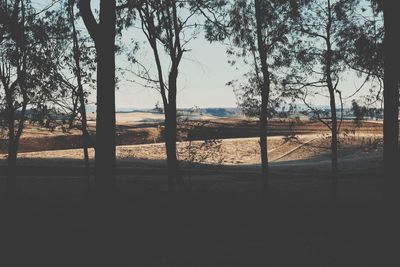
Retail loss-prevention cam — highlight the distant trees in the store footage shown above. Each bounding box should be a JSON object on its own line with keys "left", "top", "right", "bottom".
{"left": 79, "top": 0, "right": 117, "bottom": 201}
{"left": 351, "top": 100, "right": 368, "bottom": 124}
{"left": 351, "top": 100, "right": 382, "bottom": 123}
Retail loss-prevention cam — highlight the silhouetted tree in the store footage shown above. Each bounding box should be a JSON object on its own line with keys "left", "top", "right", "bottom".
{"left": 0, "top": 0, "right": 63, "bottom": 200}
{"left": 351, "top": 100, "right": 368, "bottom": 125}
{"left": 79, "top": 0, "right": 117, "bottom": 201}
{"left": 207, "top": 0, "right": 296, "bottom": 194}
{"left": 132, "top": 0, "right": 202, "bottom": 193}
{"left": 382, "top": 0, "right": 399, "bottom": 202}
{"left": 285, "top": 0, "right": 360, "bottom": 178}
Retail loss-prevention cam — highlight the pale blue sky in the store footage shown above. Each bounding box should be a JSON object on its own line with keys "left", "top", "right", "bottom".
{"left": 35, "top": 0, "right": 374, "bottom": 110}
{"left": 115, "top": 37, "right": 243, "bottom": 109}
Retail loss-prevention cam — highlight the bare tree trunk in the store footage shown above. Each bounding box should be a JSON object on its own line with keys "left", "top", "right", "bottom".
{"left": 6, "top": 138, "right": 17, "bottom": 201}
{"left": 382, "top": 4, "right": 400, "bottom": 266}
{"left": 383, "top": 0, "right": 399, "bottom": 203}
{"left": 95, "top": 1, "right": 116, "bottom": 202}
{"left": 80, "top": 0, "right": 117, "bottom": 202}
{"left": 165, "top": 109, "right": 178, "bottom": 193}
{"left": 255, "top": 0, "right": 270, "bottom": 196}
{"left": 67, "top": 101, "right": 78, "bottom": 129}
{"left": 328, "top": 90, "right": 338, "bottom": 176}
{"left": 6, "top": 100, "right": 27, "bottom": 201}
{"left": 80, "top": 98, "right": 91, "bottom": 195}
{"left": 5, "top": 0, "right": 26, "bottom": 201}
{"left": 329, "top": 91, "right": 339, "bottom": 176}
{"left": 166, "top": 73, "right": 184, "bottom": 193}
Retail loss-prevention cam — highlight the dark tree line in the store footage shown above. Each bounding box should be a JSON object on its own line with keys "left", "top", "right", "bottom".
{"left": 0, "top": 0, "right": 398, "bottom": 203}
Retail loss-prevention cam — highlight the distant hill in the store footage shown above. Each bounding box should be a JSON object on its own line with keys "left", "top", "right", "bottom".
{"left": 200, "top": 108, "right": 241, "bottom": 117}
{"left": 113, "top": 107, "right": 242, "bottom": 117}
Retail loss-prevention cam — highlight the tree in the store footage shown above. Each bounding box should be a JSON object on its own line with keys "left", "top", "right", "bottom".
{"left": 207, "top": 0, "right": 296, "bottom": 194}
{"left": 0, "top": 0, "right": 63, "bottom": 200}
{"left": 351, "top": 100, "right": 367, "bottom": 125}
{"left": 382, "top": 0, "right": 399, "bottom": 203}
{"left": 67, "top": 0, "right": 94, "bottom": 195}
{"left": 132, "top": 0, "right": 203, "bottom": 193}
{"left": 336, "top": 0, "right": 399, "bottom": 203}
{"left": 79, "top": 0, "right": 117, "bottom": 201}
{"left": 285, "top": 0, "right": 360, "bottom": 178}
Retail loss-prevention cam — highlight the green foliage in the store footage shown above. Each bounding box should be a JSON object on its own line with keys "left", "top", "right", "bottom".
{"left": 206, "top": 0, "right": 297, "bottom": 118}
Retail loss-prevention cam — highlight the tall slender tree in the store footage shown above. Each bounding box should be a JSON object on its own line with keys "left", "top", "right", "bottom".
{"left": 132, "top": 0, "right": 204, "bottom": 193}
{"left": 67, "top": 0, "right": 92, "bottom": 195}
{"left": 286, "top": 0, "right": 360, "bottom": 178}
{"left": 206, "top": 0, "right": 295, "bottom": 194}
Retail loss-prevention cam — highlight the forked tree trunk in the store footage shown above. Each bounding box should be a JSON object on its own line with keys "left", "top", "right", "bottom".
{"left": 138, "top": 1, "right": 184, "bottom": 195}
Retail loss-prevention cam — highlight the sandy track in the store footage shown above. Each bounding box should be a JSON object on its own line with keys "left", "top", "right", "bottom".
{"left": 1, "top": 133, "right": 383, "bottom": 167}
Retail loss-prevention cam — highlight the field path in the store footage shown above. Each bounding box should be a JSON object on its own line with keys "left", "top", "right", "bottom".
{"left": 270, "top": 137, "right": 320, "bottom": 162}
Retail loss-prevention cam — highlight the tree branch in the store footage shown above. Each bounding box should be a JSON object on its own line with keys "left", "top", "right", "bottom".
{"left": 78, "top": 0, "right": 99, "bottom": 41}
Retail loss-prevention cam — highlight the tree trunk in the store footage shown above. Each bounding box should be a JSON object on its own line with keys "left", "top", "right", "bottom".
{"left": 325, "top": 0, "right": 338, "bottom": 178}
{"left": 255, "top": 0, "right": 270, "bottom": 195}
{"left": 67, "top": 102, "right": 78, "bottom": 129}
{"left": 69, "top": 0, "right": 91, "bottom": 196}
{"left": 165, "top": 74, "right": 184, "bottom": 193}
{"left": 5, "top": 87, "right": 16, "bottom": 200}
{"left": 382, "top": 4, "right": 400, "bottom": 265}
{"left": 81, "top": 105, "right": 91, "bottom": 195}
{"left": 329, "top": 91, "right": 338, "bottom": 176}
{"left": 94, "top": 0, "right": 117, "bottom": 202}
{"left": 165, "top": 109, "right": 179, "bottom": 193}
{"left": 6, "top": 142, "right": 17, "bottom": 201}
{"left": 383, "top": 0, "right": 399, "bottom": 203}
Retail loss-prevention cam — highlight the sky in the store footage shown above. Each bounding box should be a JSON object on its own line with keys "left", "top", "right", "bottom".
{"left": 114, "top": 37, "right": 243, "bottom": 109}
{"left": 34, "top": 0, "right": 375, "bottom": 110}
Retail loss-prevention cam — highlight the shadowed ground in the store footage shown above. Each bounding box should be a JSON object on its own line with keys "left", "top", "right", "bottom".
{"left": 0, "top": 154, "right": 390, "bottom": 267}
{"left": 0, "top": 119, "right": 395, "bottom": 266}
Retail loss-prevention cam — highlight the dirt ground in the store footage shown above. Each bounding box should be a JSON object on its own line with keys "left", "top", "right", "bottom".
{"left": 0, "top": 116, "right": 383, "bottom": 153}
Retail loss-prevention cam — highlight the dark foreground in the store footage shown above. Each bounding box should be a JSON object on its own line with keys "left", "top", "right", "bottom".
{"left": 0, "top": 164, "right": 399, "bottom": 267}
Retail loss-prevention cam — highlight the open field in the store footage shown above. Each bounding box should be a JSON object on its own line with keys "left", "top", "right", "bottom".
{"left": 0, "top": 115, "right": 383, "bottom": 154}
{"left": 3, "top": 133, "right": 382, "bottom": 166}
